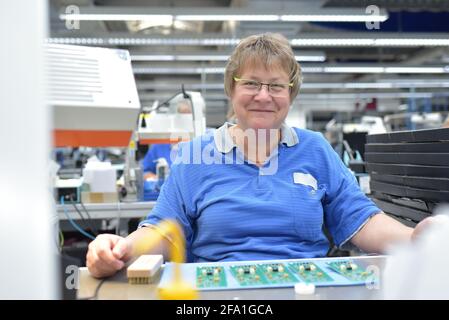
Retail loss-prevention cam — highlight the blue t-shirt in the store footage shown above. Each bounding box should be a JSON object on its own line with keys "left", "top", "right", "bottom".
{"left": 141, "top": 144, "right": 174, "bottom": 174}
{"left": 139, "top": 123, "right": 380, "bottom": 262}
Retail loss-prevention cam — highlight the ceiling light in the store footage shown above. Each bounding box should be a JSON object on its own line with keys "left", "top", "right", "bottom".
{"left": 324, "top": 66, "right": 384, "bottom": 73}
{"left": 384, "top": 67, "right": 447, "bottom": 73}
{"left": 136, "top": 81, "right": 449, "bottom": 90}
{"left": 131, "top": 55, "right": 176, "bottom": 61}
{"left": 47, "top": 33, "right": 449, "bottom": 47}
{"left": 59, "top": 7, "right": 388, "bottom": 23}
{"left": 281, "top": 14, "right": 387, "bottom": 22}
{"left": 130, "top": 52, "right": 326, "bottom": 62}
{"left": 374, "top": 39, "right": 449, "bottom": 46}
{"left": 133, "top": 67, "right": 225, "bottom": 74}
{"left": 59, "top": 14, "right": 173, "bottom": 23}
{"left": 175, "top": 15, "right": 279, "bottom": 21}
{"left": 132, "top": 65, "right": 449, "bottom": 75}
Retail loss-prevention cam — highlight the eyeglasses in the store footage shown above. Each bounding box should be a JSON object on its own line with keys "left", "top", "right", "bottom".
{"left": 233, "top": 76, "right": 293, "bottom": 97}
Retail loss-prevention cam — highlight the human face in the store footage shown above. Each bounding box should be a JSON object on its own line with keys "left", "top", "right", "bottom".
{"left": 230, "top": 64, "right": 291, "bottom": 131}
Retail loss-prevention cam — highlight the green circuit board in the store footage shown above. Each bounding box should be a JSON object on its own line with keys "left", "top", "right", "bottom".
{"left": 196, "top": 266, "right": 227, "bottom": 288}
{"left": 326, "top": 260, "right": 375, "bottom": 282}
{"left": 229, "top": 264, "right": 268, "bottom": 286}
{"left": 258, "top": 263, "right": 297, "bottom": 284}
{"left": 288, "top": 262, "right": 334, "bottom": 283}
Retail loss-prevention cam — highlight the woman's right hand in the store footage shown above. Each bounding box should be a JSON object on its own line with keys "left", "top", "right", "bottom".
{"left": 86, "top": 234, "right": 132, "bottom": 278}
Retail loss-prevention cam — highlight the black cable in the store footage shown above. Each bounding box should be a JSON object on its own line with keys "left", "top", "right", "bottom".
{"left": 68, "top": 194, "right": 97, "bottom": 236}
{"left": 180, "top": 84, "right": 196, "bottom": 126}
{"left": 67, "top": 194, "right": 91, "bottom": 230}
{"left": 79, "top": 200, "right": 98, "bottom": 235}
{"left": 70, "top": 202, "right": 89, "bottom": 227}
{"left": 140, "top": 86, "right": 193, "bottom": 125}
{"left": 78, "top": 278, "right": 106, "bottom": 300}
{"left": 90, "top": 278, "right": 106, "bottom": 300}
{"left": 71, "top": 203, "right": 98, "bottom": 237}
{"left": 181, "top": 84, "right": 189, "bottom": 99}
{"left": 155, "top": 90, "right": 183, "bottom": 111}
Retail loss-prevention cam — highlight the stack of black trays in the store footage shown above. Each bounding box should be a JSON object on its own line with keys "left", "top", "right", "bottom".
{"left": 365, "top": 128, "right": 449, "bottom": 227}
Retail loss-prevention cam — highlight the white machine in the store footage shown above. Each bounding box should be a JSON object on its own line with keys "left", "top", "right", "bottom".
{"left": 47, "top": 44, "right": 141, "bottom": 147}
{"left": 340, "top": 116, "right": 387, "bottom": 135}
{"left": 137, "top": 91, "right": 206, "bottom": 144}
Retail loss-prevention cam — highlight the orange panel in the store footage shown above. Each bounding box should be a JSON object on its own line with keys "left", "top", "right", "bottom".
{"left": 139, "top": 138, "right": 190, "bottom": 145}
{"left": 54, "top": 130, "right": 133, "bottom": 147}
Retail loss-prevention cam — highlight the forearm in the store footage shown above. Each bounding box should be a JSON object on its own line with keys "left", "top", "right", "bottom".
{"left": 126, "top": 226, "right": 171, "bottom": 261}
{"left": 350, "top": 212, "right": 413, "bottom": 254}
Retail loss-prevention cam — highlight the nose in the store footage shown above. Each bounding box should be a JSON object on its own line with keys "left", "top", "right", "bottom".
{"left": 254, "top": 84, "right": 272, "bottom": 100}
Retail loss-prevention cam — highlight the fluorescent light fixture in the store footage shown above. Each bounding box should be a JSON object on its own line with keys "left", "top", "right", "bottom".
{"left": 374, "top": 39, "right": 449, "bottom": 46}
{"left": 175, "top": 15, "right": 279, "bottom": 21}
{"left": 177, "top": 55, "right": 229, "bottom": 61}
{"left": 137, "top": 81, "right": 449, "bottom": 91}
{"left": 291, "top": 39, "right": 376, "bottom": 46}
{"left": 281, "top": 14, "right": 387, "bottom": 22}
{"left": 105, "top": 38, "right": 240, "bottom": 46}
{"left": 384, "top": 67, "right": 447, "bottom": 73}
{"left": 59, "top": 14, "right": 173, "bottom": 23}
{"left": 130, "top": 52, "right": 325, "bottom": 62}
{"left": 131, "top": 55, "right": 176, "bottom": 61}
{"left": 133, "top": 67, "right": 225, "bottom": 74}
{"left": 47, "top": 34, "right": 449, "bottom": 47}
{"left": 295, "top": 55, "right": 326, "bottom": 62}
{"left": 290, "top": 38, "right": 449, "bottom": 47}
{"left": 298, "top": 92, "right": 436, "bottom": 99}
{"left": 58, "top": 13, "right": 280, "bottom": 22}
{"left": 324, "top": 66, "right": 384, "bottom": 73}
{"left": 60, "top": 13, "right": 383, "bottom": 22}
{"left": 132, "top": 65, "right": 449, "bottom": 75}
{"left": 131, "top": 54, "right": 230, "bottom": 61}
{"left": 377, "top": 78, "right": 449, "bottom": 88}
{"left": 319, "top": 66, "right": 449, "bottom": 74}
{"left": 344, "top": 82, "right": 393, "bottom": 89}
{"left": 138, "top": 91, "right": 442, "bottom": 102}
{"left": 59, "top": 7, "right": 388, "bottom": 23}
{"left": 45, "top": 37, "right": 105, "bottom": 45}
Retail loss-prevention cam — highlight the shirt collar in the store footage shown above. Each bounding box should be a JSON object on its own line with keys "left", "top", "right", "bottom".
{"left": 214, "top": 122, "right": 299, "bottom": 154}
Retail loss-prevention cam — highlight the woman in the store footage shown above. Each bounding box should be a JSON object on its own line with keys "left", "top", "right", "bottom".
{"left": 86, "top": 33, "right": 432, "bottom": 278}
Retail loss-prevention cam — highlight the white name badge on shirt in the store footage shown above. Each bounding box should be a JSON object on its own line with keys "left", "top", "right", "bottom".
{"left": 293, "top": 172, "right": 318, "bottom": 191}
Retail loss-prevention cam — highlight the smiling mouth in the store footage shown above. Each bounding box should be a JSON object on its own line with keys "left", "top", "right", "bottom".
{"left": 248, "top": 109, "right": 275, "bottom": 112}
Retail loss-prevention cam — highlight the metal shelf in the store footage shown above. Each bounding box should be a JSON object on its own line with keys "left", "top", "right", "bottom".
{"left": 57, "top": 201, "right": 155, "bottom": 220}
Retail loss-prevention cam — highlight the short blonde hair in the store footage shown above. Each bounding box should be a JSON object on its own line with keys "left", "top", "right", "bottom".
{"left": 176, "top": 99, "right": 192, "bottom": 114}
{"left": 224, "top": 33, "right": 302, "bottom": 102}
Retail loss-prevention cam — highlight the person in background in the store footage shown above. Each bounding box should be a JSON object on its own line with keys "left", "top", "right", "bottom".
{"left": 141, "top": 99, "right": 192, "bottom": 180}
{"left": 86, "top": 33, "right": 438, "bottom": 278}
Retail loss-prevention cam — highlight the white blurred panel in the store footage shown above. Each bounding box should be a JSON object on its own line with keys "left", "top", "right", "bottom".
{"left": 0, "top": 1, "right": 57, "bottom": 299}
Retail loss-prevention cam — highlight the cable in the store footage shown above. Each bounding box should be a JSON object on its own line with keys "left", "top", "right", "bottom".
{"left": 59, "top": 230, "right": 64, "bottom": 251}
{"left": 90, "top": 278, "right": 106, "bottom": 300}
{"left": 77, "top": 200, "right": 98, "bottom": 235}
{"left": 54, "top": 228, "right": 62, "bottom": 253}
{"left": 61, "top": 197, "right": 96, "bottom": 240}
{"left": 78, "top": 278, "right": 106, "bottom": 300}
{"left": 71, "top": 201, "right": 97, "bottom": 236}
{"left": 154, "top": 91, "right": 182, "bottom": 111}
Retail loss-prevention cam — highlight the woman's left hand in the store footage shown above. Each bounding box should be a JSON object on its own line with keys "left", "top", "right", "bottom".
{"left": 411, "top": 216, "right": 438, "bottom": 241}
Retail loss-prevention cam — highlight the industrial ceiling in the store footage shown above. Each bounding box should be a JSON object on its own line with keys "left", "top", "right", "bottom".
{"left": 48, "top": 0, "right": 449, "bottom": 127}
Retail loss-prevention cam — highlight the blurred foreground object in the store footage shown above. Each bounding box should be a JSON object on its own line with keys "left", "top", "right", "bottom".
{"left": 132, "top": 219, "right": 198, "bottom": 300}
{"left": 383, "top": 205, "right": 449, "bottom": 299}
